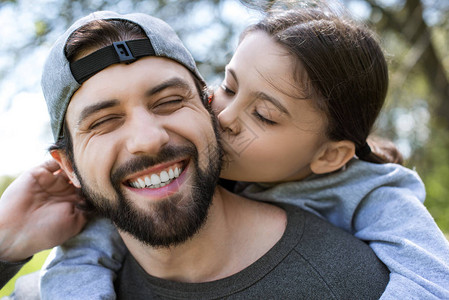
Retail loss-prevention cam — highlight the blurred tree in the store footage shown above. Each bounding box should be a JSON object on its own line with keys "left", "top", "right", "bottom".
{"left": 364, "top": 0, "right": 448, "bottom": 128}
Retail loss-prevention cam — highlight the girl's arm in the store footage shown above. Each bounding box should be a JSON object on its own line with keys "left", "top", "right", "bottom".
{"left": 354, "top": 186, "right": 449, "bottom": 299}
{"left": 0, "top": 159, "right": 125, "bottom": 298}
{"left": 40, "top": 217, "right": 127, "bottom": 300}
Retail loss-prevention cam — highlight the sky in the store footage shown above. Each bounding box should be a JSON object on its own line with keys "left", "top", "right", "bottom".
{"left": 0, "top": 49, "right": 52, "bottom": 176}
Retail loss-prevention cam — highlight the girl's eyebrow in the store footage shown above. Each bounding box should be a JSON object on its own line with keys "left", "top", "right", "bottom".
{"left": 226, "top": 66, "right": 290, "bottom": 116}
{"left": 226, "top": 67, "right": 238, "bottom": 83}
{"left": 253, "top": 91, "right": 290, "bottom": 116}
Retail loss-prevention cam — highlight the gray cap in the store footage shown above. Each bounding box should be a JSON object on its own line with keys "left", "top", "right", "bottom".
{"left": 42, "top": 11, "right": 204, "bottom": 142}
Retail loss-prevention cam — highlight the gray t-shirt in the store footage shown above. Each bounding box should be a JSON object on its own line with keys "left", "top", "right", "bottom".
{"left": 116, "top": 204, "right": 389, "bottom": 299}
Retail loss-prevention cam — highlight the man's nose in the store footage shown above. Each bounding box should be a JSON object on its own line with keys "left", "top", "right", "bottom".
{"left": 125, "top": 110, "right": 169, "bottom": 155}
{"left": 217, "top": 104, "right": 241, "bottom": 135}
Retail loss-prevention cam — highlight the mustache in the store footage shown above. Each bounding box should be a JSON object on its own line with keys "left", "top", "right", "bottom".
{"left": 110, "top": 144, "right": 198, "bottom": 186}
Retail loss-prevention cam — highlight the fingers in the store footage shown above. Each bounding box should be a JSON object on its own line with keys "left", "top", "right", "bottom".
{"left": 54, "top": 205, "right": 89, "bottom": 242}
{"left": 55, "top": 169, "right": 71, "bottom": 181}
{"left": 49, "top": 170, "right": 76, "bottom": 191}
{"left": 48, "top": 157, "right": 73, "bottom": 183}
{"left": 41, "top": 159, "right": 71, "bottom": 181}
{"left": 42, "top": 159, "right": 62, "bottom": 173}
{"left": 34, "top": 160, "right": 74, "bottom": 192}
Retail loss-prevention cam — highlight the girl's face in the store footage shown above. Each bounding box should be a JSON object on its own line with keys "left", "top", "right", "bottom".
{"left": 212, "top": 31, "right": 330, "bottom": 183}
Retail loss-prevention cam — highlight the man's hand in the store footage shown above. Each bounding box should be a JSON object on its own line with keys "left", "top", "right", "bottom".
{"left": 0, "top": 160, "right": 87, "bottom": 262}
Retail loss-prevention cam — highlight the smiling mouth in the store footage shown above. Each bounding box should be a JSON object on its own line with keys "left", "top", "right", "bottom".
{"left": 126, "top": 160, "right": 187, "bottom": 189}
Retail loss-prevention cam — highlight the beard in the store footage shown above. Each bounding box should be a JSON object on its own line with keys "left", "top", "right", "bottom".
{"left": 74, "top": 140, "right": 222, "bottom": 248}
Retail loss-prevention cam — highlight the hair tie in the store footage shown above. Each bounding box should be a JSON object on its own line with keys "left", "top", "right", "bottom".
{"left": 207, "top": 94, "right": 214, "bottom": 105}
{"left": 356, "top": 142, "right": 371, "bottom": 158}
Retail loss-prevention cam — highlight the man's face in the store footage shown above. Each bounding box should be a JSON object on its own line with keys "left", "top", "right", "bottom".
{"left": 61, "top": 57, "right": 222, "bottom": 247}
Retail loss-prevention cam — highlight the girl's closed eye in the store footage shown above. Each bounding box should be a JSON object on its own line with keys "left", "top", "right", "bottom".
{"left": 221, "top": 84, "right": 236, "bottom": 96}
{"left": 253, "top": 110, "right": 277, "bottom": 125}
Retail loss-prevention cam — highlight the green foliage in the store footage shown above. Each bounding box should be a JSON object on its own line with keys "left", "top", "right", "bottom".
{"left": 409, "top": 127, "right": 449, "bottom": 234}
{"left": 34, "top": 20, "right": 48, "bottom": 37}
{"left": 0, "top": 176, "right": 15, "bottom": 197}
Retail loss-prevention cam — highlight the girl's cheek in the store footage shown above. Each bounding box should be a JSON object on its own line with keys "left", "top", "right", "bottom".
{"left": 210, "top": 94, "right": 225, "bottom": 116}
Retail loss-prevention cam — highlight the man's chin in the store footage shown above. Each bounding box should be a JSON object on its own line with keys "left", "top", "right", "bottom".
{"left": 110, "top": 192, "right": 211, "bottom": 248}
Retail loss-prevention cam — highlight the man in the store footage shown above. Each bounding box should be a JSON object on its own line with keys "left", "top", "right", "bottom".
{"left": 1, "top": 11, "right": 389, "bottom": 299}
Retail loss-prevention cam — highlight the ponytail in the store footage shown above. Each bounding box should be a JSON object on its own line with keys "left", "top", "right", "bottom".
{"left": 357, "top": 136, "right": 403, "bottom": 165}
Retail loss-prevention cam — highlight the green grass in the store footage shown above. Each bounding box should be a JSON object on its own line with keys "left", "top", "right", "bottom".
{"left": 0, "top": 250, "right": 51, "bottom": 297}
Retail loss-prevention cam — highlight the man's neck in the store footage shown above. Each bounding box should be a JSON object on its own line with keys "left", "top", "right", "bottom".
{"left": 119, "top": 186, "right": 287, "bottom": 283}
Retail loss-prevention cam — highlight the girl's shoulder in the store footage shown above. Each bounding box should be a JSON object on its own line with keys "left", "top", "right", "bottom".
{"left": 345, "top": 158, "right": 422, "bottom": 184}
{"left": 342, "top": 158, "right": 425, "bottom": 202}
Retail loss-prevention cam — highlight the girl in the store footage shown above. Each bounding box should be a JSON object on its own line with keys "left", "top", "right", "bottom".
{"left": 35, "top": 4, "right": 449, "bottom": 300}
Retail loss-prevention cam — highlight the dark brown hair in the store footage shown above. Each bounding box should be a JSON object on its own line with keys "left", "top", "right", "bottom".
{"left": 242, "top": 7, "right": 403, "bottom": 164}
{"left": 65, "top": 19, "right": 147, "bottom": 62}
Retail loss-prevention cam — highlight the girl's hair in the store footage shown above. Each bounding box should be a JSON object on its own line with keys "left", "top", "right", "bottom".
{"left": 241, "top": 6, "right": 403, "bottom": 164}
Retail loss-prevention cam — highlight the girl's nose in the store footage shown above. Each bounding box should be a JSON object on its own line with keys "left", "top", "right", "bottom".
{"left": 217, "top": 106, "right": 241, "bottom": 135}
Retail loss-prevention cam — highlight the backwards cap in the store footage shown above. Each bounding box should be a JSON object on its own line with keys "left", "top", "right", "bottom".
{"left": 41, "top": 11, "right": 204, "bottom": 142}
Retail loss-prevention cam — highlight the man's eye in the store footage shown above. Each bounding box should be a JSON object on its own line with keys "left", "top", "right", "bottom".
{"left": 90, "top": 116, "right": 121, "bottom": 129}
{"left": 153, "top": 99, "right": 183, "bottom": 113}
{"left": 156, "top": 99, "right": 182, "bottom": 107}
{"left": 252, "top": 111, "right": 277, "bottom": 125}
{"left": 221, "top": 84, "right": 235, "bottom": 96}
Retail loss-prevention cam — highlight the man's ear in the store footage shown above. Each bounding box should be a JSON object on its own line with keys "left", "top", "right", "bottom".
{"left": 50, "top": 150, "right": 81, "bottom": 188}
{"left": 310, "top": 140, "right": 355, "bottom": 174}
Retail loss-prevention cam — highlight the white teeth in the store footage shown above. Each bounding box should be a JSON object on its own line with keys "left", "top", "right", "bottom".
{"left": 130, "top": 165, "right": 183, "bottom": 189}
{"left": 160, "top": 171, "right": 169, "bottom": 183}
{"left": 138, "top": 178, "right": 145, "bottom": 188}
{"left": 150, "top": 174, "right": 161, "bottom": 185}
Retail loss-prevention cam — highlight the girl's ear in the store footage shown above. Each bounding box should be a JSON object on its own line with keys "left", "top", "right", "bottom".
{"left": 51, "top": 150, "right": 81, "bottom": 188}
{"left": 310, "top": 140, "right": 355, "bottom": 174}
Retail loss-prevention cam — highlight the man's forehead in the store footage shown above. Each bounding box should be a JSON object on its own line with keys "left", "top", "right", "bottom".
{"left": 70, "top": 57, "right": 195, "bottom": 101}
